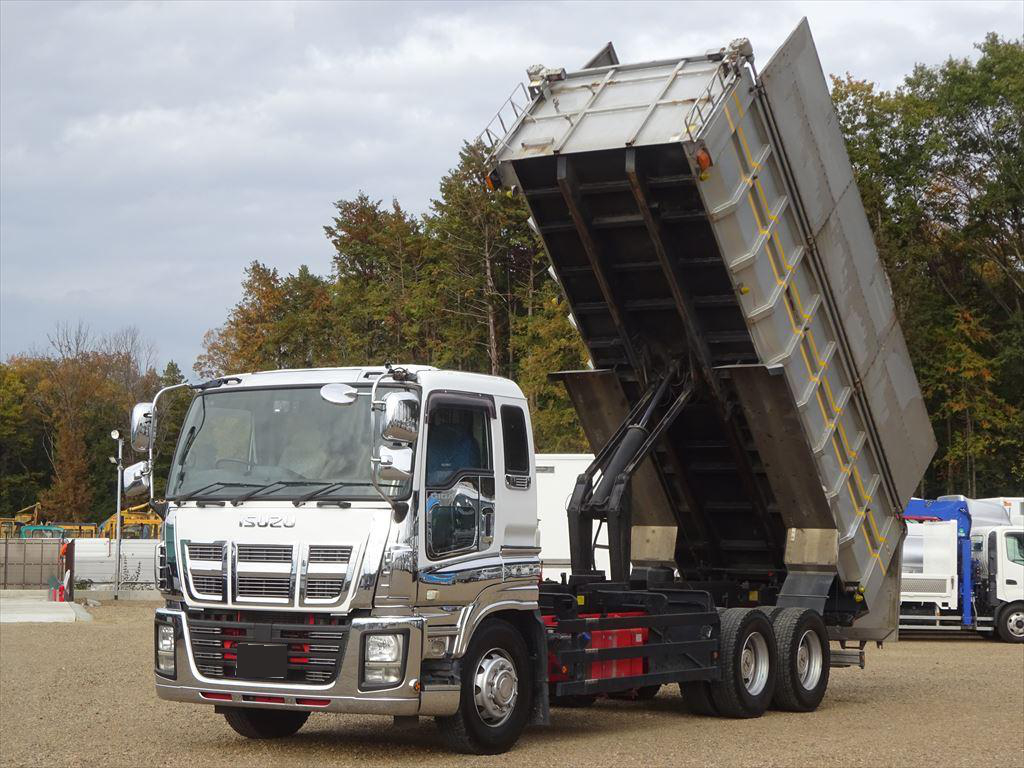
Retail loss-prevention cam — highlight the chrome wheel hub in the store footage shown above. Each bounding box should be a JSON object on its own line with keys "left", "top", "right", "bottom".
{"left": 740, "top": 631, "right": 770, "bottom": 696}
{"left": 796, "top": 629, "right": 824, "bottom": 689}
{"left": 1008, "top": 611, "right": 1024, "bottom": 639}
{"left": 473, "top": 648, "right": 518, "bottom": 726}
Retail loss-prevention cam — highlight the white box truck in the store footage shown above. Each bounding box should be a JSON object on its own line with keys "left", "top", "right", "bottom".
{"left": 900, "top": 497, "right": 1024, "bottom": 640}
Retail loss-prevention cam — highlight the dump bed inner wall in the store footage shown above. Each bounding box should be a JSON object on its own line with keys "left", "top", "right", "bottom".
{"left": 515, "top": 148, "right": 786, "bottom": 579}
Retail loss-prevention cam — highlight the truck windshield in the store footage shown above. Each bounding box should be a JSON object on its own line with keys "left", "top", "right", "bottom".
{"left": 166, "top": 386, "right": 407, "bottom": 503}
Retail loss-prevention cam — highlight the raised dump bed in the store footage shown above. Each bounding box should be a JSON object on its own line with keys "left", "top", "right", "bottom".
{"left": 487, "top": 20, "right": 935, "bottom": 641}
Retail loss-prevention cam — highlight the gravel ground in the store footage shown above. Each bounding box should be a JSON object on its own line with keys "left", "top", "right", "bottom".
{"left": 1, "top": 602, "right": 1022, "bottom": 768}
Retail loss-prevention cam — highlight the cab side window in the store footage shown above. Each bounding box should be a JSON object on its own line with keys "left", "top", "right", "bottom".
{"left": 1007, "top": 533, "right": 1024, "bottom": 567}
{"left": 501, "top": 405, "right": 530, "bottom": 477}
{"left": 425, "top": 404, "right": 495, "bottom": 559}
{"left": 425, "top": 406, "right": 490, "bottom": 488}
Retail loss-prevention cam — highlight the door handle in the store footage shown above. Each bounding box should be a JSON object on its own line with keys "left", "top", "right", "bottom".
{"left": 1007, "top": 579, "right": 1018, "bottom": 585}
{"left": 480, "top": 508, "right": 495, "bottom": 549}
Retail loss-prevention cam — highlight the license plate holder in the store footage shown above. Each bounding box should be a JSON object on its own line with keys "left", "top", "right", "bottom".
{"left": 236, "top": 642, "right": 288, "bottom": 679}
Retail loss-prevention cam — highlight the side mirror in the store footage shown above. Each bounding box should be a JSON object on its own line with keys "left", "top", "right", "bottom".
{"left": 130, "top": 402, "right": 154, "bottom": 453}
{"left": 376, "top": 445, "right": 413, "bottom": 483}
{"left": 320, "top": 383, "right": 358, "bottom": 406}
{"left": 123, "top": 460, "right": 151, "bottom": 498}
{"left": 381, "top": 392, "right": 419, "bottom": 444}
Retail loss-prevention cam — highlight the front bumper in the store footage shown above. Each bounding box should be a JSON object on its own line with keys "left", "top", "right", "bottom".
{"left": 153, "top": 608, "right": 459, "bottom": 716}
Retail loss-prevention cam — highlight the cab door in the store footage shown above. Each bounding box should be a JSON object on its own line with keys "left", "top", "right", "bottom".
{"left": 998, "top": 530, "right": 1024, "bottom": 602}
{"left": 417, "top": 393, "right": 498, "bottom": 605}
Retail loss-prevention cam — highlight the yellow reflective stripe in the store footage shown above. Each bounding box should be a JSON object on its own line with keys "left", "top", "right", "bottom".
{"left": 728, "top": 91, "right": 759, "bottom": 171}
{"left": 732, "top": 90, "right": 745, "bottom": 117}
{"left": 816, "top": 388, "right": 832, "bottom": 427}
{"left": 754, "top": 178, "right": 777, "bottom": 222}
{"left": 747, "top": 189, "right": 768, "bottom": 235}
{"left": 728, "top": 88, "right": 888, "bottom": 579}
{"left": 866, "top": 507, "right": 885, "bottom": 544}
{"left": 736, "top": 124, "right": 758, "bottom": 170}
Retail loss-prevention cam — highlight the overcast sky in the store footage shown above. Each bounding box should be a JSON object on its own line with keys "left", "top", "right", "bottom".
{"left": 2, "top": 0, "right": 1021, "bottom": 373}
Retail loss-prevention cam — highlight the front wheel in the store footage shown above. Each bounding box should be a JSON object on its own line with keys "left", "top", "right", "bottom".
{"left": 222, "top": 707, "right": 309, "bottom": 739}
{"left": 996, "top": 602, "right": 1024, "bottom": 643}
{"left": 436, "top": 619, "right": 533, "bottom": 754}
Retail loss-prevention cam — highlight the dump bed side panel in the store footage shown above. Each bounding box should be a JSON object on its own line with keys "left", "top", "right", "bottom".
{"left": 757, "top": 19, "right": 936, "bottom": 505}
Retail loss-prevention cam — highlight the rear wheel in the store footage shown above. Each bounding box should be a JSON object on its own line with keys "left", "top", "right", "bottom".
{"left": 770, "top": 608, "right": 830, "bottom": 711}
{"left": 996, "top": 602, "right": 1024, "bottom": 643}
{"left": 222, "top": 708, "right": 309, "bottom": 739}
{"left": 709, "top": 608, "right": 777, "bottom": 718}
{"left": 436, "top": 619, "right": 533, "bottom": 754}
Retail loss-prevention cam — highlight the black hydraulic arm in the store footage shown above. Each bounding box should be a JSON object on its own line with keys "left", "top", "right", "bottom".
{"left": 568, "top": 370, "right": 694, "bottom": 581}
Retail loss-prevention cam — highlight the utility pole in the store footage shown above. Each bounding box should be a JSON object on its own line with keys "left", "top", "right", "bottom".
{"left": 110, "top": 430, "right": 124, "bottom": 600}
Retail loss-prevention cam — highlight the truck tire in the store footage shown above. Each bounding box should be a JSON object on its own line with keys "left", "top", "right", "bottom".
{"left": 708, "top": 608, "right": 777, "bottom": 718}
{"left": 996, "top": 602, "right": 1024, "bottom": 643}
{"left": 436, "top": 619, "right": 533, "bottom": 754}
{"left": 769, "top": 608, "right": 830, "bottom": 711}
{"left": 679, "top": 681, "right": 718, "bottom": 716}
{"left": 222, "top": 707, "right": 309, "bottom": 739}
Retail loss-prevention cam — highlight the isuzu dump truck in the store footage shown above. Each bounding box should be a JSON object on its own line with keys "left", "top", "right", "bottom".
{"left": 136, "top": 20, "right": 935, "bottom": 754}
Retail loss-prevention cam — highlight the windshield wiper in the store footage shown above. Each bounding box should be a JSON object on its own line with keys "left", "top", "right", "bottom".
{"left": 174, "top": 481, "right": 262, "bottom": 502}
{"left": 229, "top": 481, "right": 329, "bottom": 506}
{"left": 293, "top": 482, "right": 376, "bottom": 507}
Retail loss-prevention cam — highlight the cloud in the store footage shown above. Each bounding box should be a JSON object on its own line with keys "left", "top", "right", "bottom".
{"left": 2, "top": 0, "right": 1021, "bottom": 370}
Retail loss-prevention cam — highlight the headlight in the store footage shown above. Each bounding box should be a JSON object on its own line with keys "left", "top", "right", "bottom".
{"left": 362, "top": 633, "right": 404, "bottom": 687}
{"left": 365, "top": 633, "right": 401, "bottom": 662}
{"left": 157, "top": 623, "right": 175, "bottom": 652}
{"left": 155, "top": 621, "right": 176, "bottom": 677}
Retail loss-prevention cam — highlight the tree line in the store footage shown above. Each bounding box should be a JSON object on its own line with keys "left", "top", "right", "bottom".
{"left": 1, "top": 34, "right": 1020, "bottom": 521}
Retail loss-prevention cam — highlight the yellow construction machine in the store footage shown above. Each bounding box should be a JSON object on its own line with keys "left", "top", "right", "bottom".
{"left": 98, "top": 503, "right": 162, "bottom": 539}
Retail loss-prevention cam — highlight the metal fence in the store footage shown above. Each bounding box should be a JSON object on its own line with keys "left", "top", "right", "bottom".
{"left": 0, "top": 538, "right": 63, "bottom": 589}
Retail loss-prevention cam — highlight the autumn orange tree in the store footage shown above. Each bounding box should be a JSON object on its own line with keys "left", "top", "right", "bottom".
{"left": 196, "top": 144, "right": 589, "bottom": 452}
{"left": 0, "top": 323, "right": 169, "bottom": 520}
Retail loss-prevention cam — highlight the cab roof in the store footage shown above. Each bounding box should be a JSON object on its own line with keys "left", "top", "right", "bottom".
{"left": 215, "top": 366, "right": 526, "bottom": 400}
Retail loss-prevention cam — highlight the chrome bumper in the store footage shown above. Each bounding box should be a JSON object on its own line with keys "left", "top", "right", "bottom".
{"left": 153, "top": 608, "right": 459, "bottom": 716}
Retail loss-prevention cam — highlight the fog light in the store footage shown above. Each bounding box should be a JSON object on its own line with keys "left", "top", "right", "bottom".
{"left": 156, "top": 622, "right": 176, "bottom": 677}
{"left": 364, "top": 663, "right": 403, "bottom": 685}
{"left": 426, "top": 636, "right": 448, "bottom": 658}
{"left": 363, "top": 633, "right": 404, "bottom": 688}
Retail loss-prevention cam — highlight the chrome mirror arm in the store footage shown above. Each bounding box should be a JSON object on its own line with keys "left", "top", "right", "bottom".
{"left": 369, "top": 370, "right": 397, "bottom": 513}
{"left": 147, "top": 382, "right": 194, "bottom": 501}
{"left": 368, "top": 369, "right": 419, "bottom": 515}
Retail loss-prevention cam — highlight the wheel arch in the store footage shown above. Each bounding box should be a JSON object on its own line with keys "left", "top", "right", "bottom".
{"left": 469, "top": 609, "right": 550, "bottom": 725}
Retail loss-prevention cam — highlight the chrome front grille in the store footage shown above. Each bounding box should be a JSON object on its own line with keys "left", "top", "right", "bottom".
{"left": 184, "top": 541, "right": 354, "bottom": 605}
{"left": 191, "top": 574, "right": 223, "bottom": 596}
{"left": 237, "top": 544, "right": 292, "bottom": 562}
{"left": 236, "top": 576, "right": 291, "bottom": 599}
{"left": 309, "top": 545, "right": 352, "bottom": 564}
{"left": 187, "top": 542, "right": 224, "bottom": 560}
{"left": 186, "top": 609, "right": 347, "bottom": 684}
{"left": 304, "top": 579, "right": 344, "bottom": 600}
